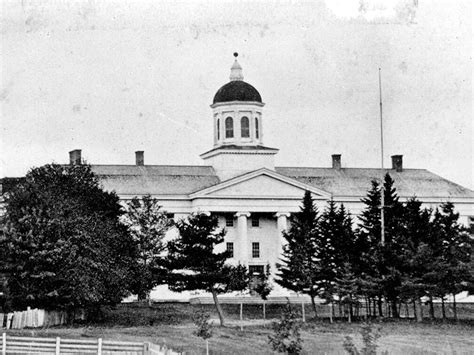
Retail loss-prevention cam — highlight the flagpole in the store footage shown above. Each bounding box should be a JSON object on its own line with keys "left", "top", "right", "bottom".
{"left": 379, "top": 68, "right": 385, "bottom": 246}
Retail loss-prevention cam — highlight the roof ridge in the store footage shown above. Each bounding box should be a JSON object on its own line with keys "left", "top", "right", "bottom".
{"left": 91, "top": 164, "right": 215, "bottom": 168}
{"left": 276, "top": 166, "right": 428, "bottom": 171}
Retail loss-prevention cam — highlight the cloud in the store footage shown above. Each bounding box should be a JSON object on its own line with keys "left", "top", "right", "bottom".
{"left": 325, "top": 0, "right": 417, "bottom": 23}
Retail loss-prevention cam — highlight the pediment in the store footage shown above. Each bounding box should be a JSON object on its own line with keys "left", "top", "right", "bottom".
{"left": 190, "top": 168, "right": 331, "bottom": 199}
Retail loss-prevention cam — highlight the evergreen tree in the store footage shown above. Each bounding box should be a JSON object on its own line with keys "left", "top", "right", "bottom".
{"left": 319, "top": 200, "right": 358, "bottom": 312}
{"left": 378, "top": 174, "right": 405, "bottom": 318}
{"left": 0, "top": 164, "right": 136, "bottom": 316}
{"left": 358, "top": 180, "right": 382, "bottom": 249}
{"left": 318, "top": 199, "right": 339, "bottom": 298}
{"left": 397, "top": 198, "right": 434, "bottom": 321}
{"left": 430, "top": 202, "right": 472, "bottom": 320}
{"left": 334, "top": 262, "right": 359, "bottom": 322}
{"left": 276, "top": 191, "right": 321, "bottom": 316}
{"left": 121, "top": 195, "right": 171, "bottom": 301}
{"left": 357, "top": 174, "right": 405, "bottom": 318}
{"left": 357, "top": 180, "right": 384, "bottom": 316}
{"left": 166, "top": 213, "right": 248, "bottom": 326}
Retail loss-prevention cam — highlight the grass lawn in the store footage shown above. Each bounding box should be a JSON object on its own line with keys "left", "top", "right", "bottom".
{"left": 4, "top": 303, "right": 474, "bottom": 354}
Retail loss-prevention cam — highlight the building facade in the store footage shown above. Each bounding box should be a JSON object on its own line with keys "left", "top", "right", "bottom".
{"left": 70, "top": 55, "right": 474, "bottom": 278}
{"left": 2, "top": 55, "right": 474, "bottom": 282}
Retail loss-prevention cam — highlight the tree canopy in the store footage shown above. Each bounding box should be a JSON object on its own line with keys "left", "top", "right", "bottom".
{"left": 277, "top": 175, "right": 472, "bottom": 322}
{"left": 166, "top": 213, "right": 248, "bottom": 326}
{"left": 121, "top": 195, "right": 171, "bottom": 301}
{"left": 0, "top": 164, "right": 136, "bottom": 314}
{"left": 276, "top": 190, "right": 321, "bottom": 315}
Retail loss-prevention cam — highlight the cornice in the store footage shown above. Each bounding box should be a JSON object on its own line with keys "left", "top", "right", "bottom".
{"left": 210, "top": 101, "right": 265, "bottom": 109}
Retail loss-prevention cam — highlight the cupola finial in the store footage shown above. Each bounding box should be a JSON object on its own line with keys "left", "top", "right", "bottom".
{"left": 229, "top": 52, "right": 244, "bottom": 81}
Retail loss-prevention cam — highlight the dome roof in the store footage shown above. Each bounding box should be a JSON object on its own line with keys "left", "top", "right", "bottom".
{"left": 213, "top": 81, "right": 262, "bottom": 104}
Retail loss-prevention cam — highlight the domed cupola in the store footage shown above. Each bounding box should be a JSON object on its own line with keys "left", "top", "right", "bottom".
{"left": 209, "top": 53, "right": 266, "bottom": 148}
{"left": 213, "top": 81, "right": 262, "bottom": 104}
{"left": 201, "top": 53, "right": 278, "bottom": 180}
{"left": 213, "top": 57, "right": 262, "bottom": 104}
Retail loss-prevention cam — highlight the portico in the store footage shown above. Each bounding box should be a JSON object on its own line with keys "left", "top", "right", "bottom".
{"left": 212, "top": 210, "right": 290, "bottom": 276}
{"left": 187, "top": 166, "right": 332, "bottom": 271}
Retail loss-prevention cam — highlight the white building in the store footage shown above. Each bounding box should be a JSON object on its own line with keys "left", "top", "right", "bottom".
{"left": 66, "top": 55, "right": 474, "bottom": 280}
{"left": 2, "top": 55, "right": 474, "bottom": 283}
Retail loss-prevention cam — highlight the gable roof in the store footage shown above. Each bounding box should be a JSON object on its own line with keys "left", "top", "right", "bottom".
{"left": 190, "top": 168, "right": 332, "bottom": 199}
{"left": 276, "top": 167, "right": 474, "bottom": 199}
{"left": 2, "top": 165, "right": 473, "bottom": 200}
{"left": 91, "top": 165, "right": 220, "bottom": 196}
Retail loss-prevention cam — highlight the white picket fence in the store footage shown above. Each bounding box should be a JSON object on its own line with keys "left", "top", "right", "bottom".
{"left": 0, "top": 308, "right": 71, "bottom": 329}
{"left": 0, "top": 334, "right": 184, "bottom": 355}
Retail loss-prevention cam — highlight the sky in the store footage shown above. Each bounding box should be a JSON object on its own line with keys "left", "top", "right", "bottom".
{"left": 1, "top": 0, "right": 473, "bottom": 189}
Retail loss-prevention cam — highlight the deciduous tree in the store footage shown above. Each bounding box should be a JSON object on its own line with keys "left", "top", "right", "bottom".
{"left": 121, "top": 195, "right": 171, "bottom": 301}
{"left": 0, "top": 164, "right": 136, "bottom": 317}
{"left": 268, "top": 303, "right": 303, "bottom": 354}
{"left": 251, "top": 263, "right": 273, "bottom": 322}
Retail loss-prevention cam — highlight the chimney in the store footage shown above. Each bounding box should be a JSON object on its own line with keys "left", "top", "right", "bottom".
{"left": 332, "top": 154, "right": 341, "bottom": 170}
{"left": 69, "top": 149, "right": 82, "bottom": 165}
{"left": 135, "top": 151, "right": 144, "bottom": 166}
{"left": 391, "top": 155, "right": 403, "bottom": 172}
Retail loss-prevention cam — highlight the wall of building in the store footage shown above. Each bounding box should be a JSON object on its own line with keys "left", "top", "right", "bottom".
{"left": 203, "top": 153, "right": 276, "bottom": 181}
{"left": 215, "top": 213, "right": 280, "bottom": 268}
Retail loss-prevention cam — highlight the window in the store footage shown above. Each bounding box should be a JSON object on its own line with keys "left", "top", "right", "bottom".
{"left": 241, "top": 116, "right": 250, "bottom": 138}
{"left": 252, "top": 242, "right": 260, "bottom": 258}
{"left": 166, "top": 213, "right": 175, "bottom": 222}
{"left": 469, "top": 216, "right": 474, "bottom": 235}
{"left": 249, "top": 265, "right": 264, "bottom": 276}
{"left": 225, "top": 117, "right": 234, "bottom": 138}
{"left": 226, "top": 216, "right": 234, "bottom": 227}
{"left": 251, "top": 215, "right": 259, "bottom": 227}
{"left": 217, "top": 119, "right": 220, "bottom": 140}
{"left": 226, "top": 242, "right": 234, "bottom": 258}
{"left": 255, "top": 117, "right": 259, "bottom": 139}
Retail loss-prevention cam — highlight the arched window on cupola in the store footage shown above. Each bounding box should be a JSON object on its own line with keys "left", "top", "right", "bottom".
{"left": 217, "top": 119, "right": 220, "bottom": 140}
{"left": 255, "top": 117, "right": 259, "bottom": 139}
{"left": 225, "top": 117, "right": 234, "bottom": 138}
{"left": 241, "top": 117, "right": 250, "bottom": 138}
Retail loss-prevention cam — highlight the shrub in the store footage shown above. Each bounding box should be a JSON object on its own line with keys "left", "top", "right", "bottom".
{"left": 268, "top": 303, "right": 303, "bottom": 354}
{"left": 343, "top": 323, "right": 388, "bottom": 355}
{"left": 193, "top": 310, "right": 213, "bottom": 340}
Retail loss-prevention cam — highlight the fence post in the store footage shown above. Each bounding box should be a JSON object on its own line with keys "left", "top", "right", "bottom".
{"left": 301, "top": 301, "right": 305, "bottom": 322}
{"left": 55, "top": 337, "right": 60, "bottom": 355}
{"left": 240, "top": 303, "right": 243, "bottom": 331}
{"left": 143, "top": 341, "right": 150, "bottom": 355}
{"left": 2, "top": 333, "right": 6, "bottom": 355}
{"left": 329, "top": 303, "right": 333, "bottom": 323}
{"left": 98, "top": 338, "right": 102, "bottom": 355}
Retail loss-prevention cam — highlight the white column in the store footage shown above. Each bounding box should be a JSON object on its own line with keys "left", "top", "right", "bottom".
{"left": 235, "top": 212, "right": 250, "bottom": 265}
{"left": 214, "top": 115, "right": 217, "bottom": 145}
{"left": 274, "top": 212, "right": 290, "bottom": 261}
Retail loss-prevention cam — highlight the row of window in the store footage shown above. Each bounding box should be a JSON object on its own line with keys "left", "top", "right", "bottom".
{"left": 226, "top": 242, "right": 260, "bottom": 258}
{"left": 226, "top": 215, "right": 260, "bottom": 227}
{"left": 217, "top": 117, "right": 259, "bottom": 140}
